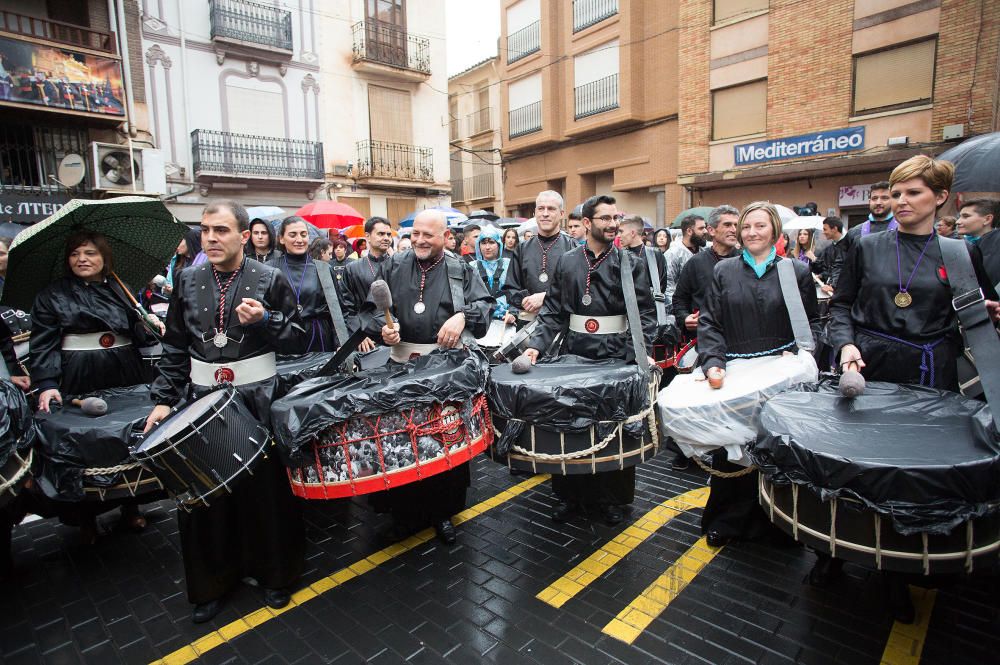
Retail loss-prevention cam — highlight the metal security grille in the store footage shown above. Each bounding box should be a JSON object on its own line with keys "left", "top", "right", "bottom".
{"left": 352, "top": 21, "right": 430, "bottom": 73}
{"left": 507, "top": 21, "right": 540, "bottom": 64}
{"left": 0, "top": 123, "right": 89, "bottom": 194}
{"left": 209, "top": 0, "right": 293, "bottom": 51}
{"left": 574, "top": 74, "right": 619, "bottom": 119}
{"left": 573, "top": 0, "right": 618, "bottom": 32}
{"left": 191, "top": 130, "right": 324, "bottom": 180}
{"left": 508, "top": 101, "right": 542, "bottom": 139}
{"left": 355, "top": 140, "right": 433, "bottom": 182}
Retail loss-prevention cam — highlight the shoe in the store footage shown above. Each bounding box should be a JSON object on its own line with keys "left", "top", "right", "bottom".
{"left": 705, "top": 530, "right": 730, "bottom": 547}
{"left": 434, "top": 520, "right": 456, "bottom": 545}
{"left": 808, "top": 554, "right": 844, "bottom": 588}
{"left": 263, "top": 588, "right": 291, "bottom": 610}
{"left": 602, "top": 505, "right": 624, "bottom": 526}
{"left": 551, "top": 501, "right": 574, "bottom": 523}
{"left": 670, "top": 454, "right": 689, "bottom": 471}
{"left": 885, "top": 577, "right": 915, "bottom": 624}
{"left": 508, "top": 467, "right": 526, "bottom": 476}
{"left": 192, "top": 599, "right": 223, "bottom": 624}
{"left": 120, "top": 505, "right": 146, "bottom": 532}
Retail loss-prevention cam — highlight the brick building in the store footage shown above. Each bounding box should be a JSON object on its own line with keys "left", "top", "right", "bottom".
{"left": 449, "top": 57, "right": 504, "bottom": 216}
{"left": 677, "top": 0, "right": 1000, "bottom": 226}
{"left": 498, "top": 0, "right": 683, "bottom": 225}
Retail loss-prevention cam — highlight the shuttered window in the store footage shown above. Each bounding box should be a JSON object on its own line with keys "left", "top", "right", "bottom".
{"left": 368, "top": 85, "right": 413, "bottom": 145}
{"left": 714, "top": 0, "right": 767, "bottom": 23}
{"left": 712, "top": 79, "right": 767, "bottom": 140}
{"left": 338, "top": 196, "right": 371, "bottom": 219}
{"left": 853, "top": 39, "right": 936, "bottom": 116}
{"left": 387, "top": 198, "right": 415, "bottom": 226}
{"left": 226, "top": 83, "right": 284, "bottom": 138}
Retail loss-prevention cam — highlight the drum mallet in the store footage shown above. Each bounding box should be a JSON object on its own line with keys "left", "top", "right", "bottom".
{"left": 370, "top": 279, "right": 395, "bottom": 328}
{"left": 71, "top": 397, "right": 108, "bottom": 416}
{"left": 511, "top": 354, "right": 532, "bottom": 375}
{"left": 840, "top": 362, "right": 866, "bottom": 398}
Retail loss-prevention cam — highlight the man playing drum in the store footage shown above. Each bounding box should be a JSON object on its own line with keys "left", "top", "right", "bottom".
{"left": 523, "top": 194, "right": 656, "bottom": 525}
{"left": 362, "top": 209, "right": 494, "bottom": 545}
{"left": 343, "top": 216, "right": 395, "bottom": 352}
{"left": 144, "top": 201, "right": 308, "bottom": 624}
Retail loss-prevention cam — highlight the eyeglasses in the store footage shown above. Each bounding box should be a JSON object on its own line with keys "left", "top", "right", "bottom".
{"left": 593, "top": 215, "right": 625, "bottom": 223}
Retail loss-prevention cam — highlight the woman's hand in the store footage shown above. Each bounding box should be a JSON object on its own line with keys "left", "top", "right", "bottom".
{"left": 839, "top": 344, "right": 866, "bottom": 372}
{"left": 38, "top": 388, "right": 62, "bottom": 413}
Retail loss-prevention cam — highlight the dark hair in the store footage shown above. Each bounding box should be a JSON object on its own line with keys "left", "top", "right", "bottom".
{"left": 0, "top": 236, "right": 12, "bottom": 251}
{"left": 463, "top": 223, "right": 481, "bottom": 234}
{"left": 279, "top": 215, "right": 309, "bottom": 237}
{"left": 680, "top": 214, "right": 704, "bottom": 234}
{"left": 365, "top": 216, "right": 392, "bottom": 234}
{"left": 822, "top": 216, "right": 844, "bottom": 232}
{"left": 871, "top": 180, "right": 891, "bottom": 193}
{"left": 502, "top": 227, "right": 519, "bottom": 247}
{"left": 620, "top": 215, "right": 645, "bottom": 233}
{"left": 568, "top": 211, "right": 582, "bottom": 221}
{"left": 960, "top": 198, "right": 999, "bottom": 219}
{"left": 203, "top": 200, "right": 250, "bottom": 231}
{"left": 331, "top": 238, "right": 349, "bottom": 253}
{"left": 352, "top": 238, "right": 367, "bottom": 253}
{"left": 308, "top": 237, "right": 332, "bottom": 260}
{"left": 65, "top": 230, "right": 113, "bottom": 278}
{"left": 581, "top": 194, "right": 616, "bottom": 221}
{"left": 653, "top": 228, "right": 671, "bottom": 250}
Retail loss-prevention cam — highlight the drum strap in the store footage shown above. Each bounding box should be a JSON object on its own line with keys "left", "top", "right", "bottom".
{"left": 644, "top": 247, "right": 668, "bottom": 327}
{"left": 776, "top": 258, "right": 816, "bottom": 352}
{"left": 937, "top": 235, "right": 1000, "bottom": 427}
{"left": 619, "top": 247, "right": 649, "bottom": 373}
{"left": 446, "top": 256, "right": 477, "bottom": 346}
{"left": 315, "top": 261, "right": 352, "bottom": 351}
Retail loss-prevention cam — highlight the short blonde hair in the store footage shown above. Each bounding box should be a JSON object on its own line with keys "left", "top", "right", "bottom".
{"left": 889, "top": 155, "right": 955, "bottom": 195}
{"left": 737, "top": 201, "right": 782, "bottom": 246}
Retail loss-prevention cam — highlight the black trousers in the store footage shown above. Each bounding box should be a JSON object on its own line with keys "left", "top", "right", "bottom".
{"left": 700, "top": 449, "right": 771, "bottom": 539}
{"left": 552, "top": 467, "right": 636, "bottom": 507}
{"left": 370, "top": 463, "right": 470, "bottom": 529}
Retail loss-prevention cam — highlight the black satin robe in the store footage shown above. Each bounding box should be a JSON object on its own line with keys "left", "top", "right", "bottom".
{"left": 828, "top": 230, "right": 996, "bottom": 391}
{"left": 151, "top": 258, "right": 307, "bottom": 604}
{"left": 976, "top": 230, "right": 1000, "bottom": 295}
{"left": 267, "top": 253, "right": 339, "bottom": 352}
{"left": 342, "top": 252, "right": 389, "bottom": 334}
{"left": 671, "top": 248, "right": 739, "bottom": 339}
{"left": 501, "top": 232, "right": 577, "bottom": 312}
{"left": 330, "top": 257, "right": 354, "bottom": 299}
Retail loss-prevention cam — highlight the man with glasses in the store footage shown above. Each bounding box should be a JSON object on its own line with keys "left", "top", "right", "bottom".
{"left": 523, "top": 194, "right": 656, "bottom": 525}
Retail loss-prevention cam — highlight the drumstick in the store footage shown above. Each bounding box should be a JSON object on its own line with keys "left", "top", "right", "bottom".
{"left": 70, "top": 397, "right": 108, "bottom": 416}
{"left": 110, "top": 271, "right": 163, "bottom": 337}
{"left": 370, "top": 279, "right": 395, "bottom": 327}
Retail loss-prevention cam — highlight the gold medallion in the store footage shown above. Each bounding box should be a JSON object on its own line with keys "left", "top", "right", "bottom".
{"left": 894, "top": 291, "right": 913, "bottom": 308}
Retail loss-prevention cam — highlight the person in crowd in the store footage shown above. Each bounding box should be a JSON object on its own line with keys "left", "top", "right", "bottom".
{"left": 827, "top": 155, "right": 999, "bottom": 621}
{"left": 502, "top": 227, "right": 520, "bottom": 254}
{"left": 445, "top": 230, "right": 458, "bottom": 253}
{"left": 164, "top": 228, "right": 204, "bottom": 295}
{"left": 397, "top": 236, "right": 412, "bottom": 252}
{"left": 523, "top": 195, "right": 656, "bottom": 526}
{"left": 0, "top": 235, "right": 10, "bottom": 294}
{"left": 844, "top": 181, "right": 895, "bottom": 251}
{"left": 935, "top": 215, "right": 957, "bottom": 238}
{"left": 309, "top": 237, "right": 333, "bottom": 262}
{"left": 653, "top": 228, "right": 671, "bottom": 254}
{"left": 245, "top": 218, "right": 280, "bottom": 263}
{"left": 697, "top": 202, "right": 818, "bottom": 549}
{"left": 791, "top": 229, "right": 817, "bottom": 265}
{"left": 145, "top": 201, "right": 307, "bottom": 624}
{"left": 343, "top": 216, "right": 395, "bottom": 351}
{"left": 350, "top": 238, "right": 368, "bottom": 260}
{"left": 522, "top": 229, "right": 535, "bottom": 242}
{"left": 672, "top": 205, "right": 740, "bottom": 340}
{"left": 813, "top": 217, "right": 847, "bottom": 294}
{"left": 329, "top": 238, "right": 354, "bottom": 297}
{"left": 460, "top": 223, "right": 481, "bottom": 262}
{"left": 664, "top": 214, "right": 708, "bottom": 303}
{"left": 565, "top": 209, "right": 586, "bottom": 244}
{"left": 473, "top": 225, "right": 516, "bottom": 324}
{"left": 956, "top": 198, "right": 996, "bottom": 243}
{"left": 361, "top": 210, "right": 493, "bottom": 544}
{"left": 620, "top": 216, "right": 667, "bottom": 292}
{"left": 776, "top": 232, "right": 790, "bottom": 257}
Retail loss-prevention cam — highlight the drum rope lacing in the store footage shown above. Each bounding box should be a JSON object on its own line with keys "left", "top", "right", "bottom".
{"left": 501, "top": 372, "right": 661, "bottom": 461}
{"left": 81, "top": 461, "right": 143, "bottom": 475}
{"left": 0, "top": 449, "right": 33, "bottom": 495}
{"left": 690, "top": 454, "right": 758, "bottom": 478}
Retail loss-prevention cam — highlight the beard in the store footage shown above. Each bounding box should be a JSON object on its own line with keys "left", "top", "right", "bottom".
{"left": 690, "top": 234, "right": 707, "bottom": 249}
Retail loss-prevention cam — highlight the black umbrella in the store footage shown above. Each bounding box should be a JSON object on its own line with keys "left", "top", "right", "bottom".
{"left": 937, "top": 132, "right": 1000, "bottom": 193}
{"left": 467, "top": 210, "right": 500, "bottom": 222}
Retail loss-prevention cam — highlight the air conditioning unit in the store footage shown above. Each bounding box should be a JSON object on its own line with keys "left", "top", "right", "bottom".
{"left": 90, "top": 142, "right": 167, "bottom": 195}
{"left": 332, "top": 163, "right": 350, "bottom": 177}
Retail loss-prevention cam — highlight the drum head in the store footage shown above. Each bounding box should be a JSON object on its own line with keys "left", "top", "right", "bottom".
{"left": 137, "top": 389, "right": 232, "bottom": 452}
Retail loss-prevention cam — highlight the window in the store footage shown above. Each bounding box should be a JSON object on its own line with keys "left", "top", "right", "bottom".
{"left": 574, "top": 40, "right": 620, "bottom": 119}
{"left": 712, "top": 80, "right": 767, "bottom": 140}
{"left": 226, "top": 82, "right": 285, "bottom": 138}
{"left": 853, "top": 39, "right": 936, "bottom": 116}
{"left": 507, "top": 0, "right": 541, "bottom": 64}
{"left": 714, "top": 0, "right": 768, "bottom": 23}
{"left": 508, "top": 74, "right": 542, "bottom": 138}
{"left": 367, "top": 0, "right": 405, "bottom": 28}
{"left": 368, "top": 85, "right": 413, "bottom": 145}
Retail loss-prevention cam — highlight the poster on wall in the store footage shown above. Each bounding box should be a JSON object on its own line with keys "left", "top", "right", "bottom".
{"left": 0, "top": 34, "right": 125, "bottom": 118}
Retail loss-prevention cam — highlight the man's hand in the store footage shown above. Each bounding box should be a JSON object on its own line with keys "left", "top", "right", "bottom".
{"left": 437, "top": 313, "right": 466, "bottom": 349}
{"left": 144, "top": 404, "right": 172, "bottom": 433}
{"left": 10, "top": 376, "right": 30, "bottom": 391}
{"left": 522, "top": 348, "right": 540, "bottom": 365}
{"left": 152, "top": 318, "right": 166, "bottom": 335}
{"left": 382, "top": 323, "right": 400, "bottom": 346}
{"left": 521, "top": 292, "right": 545, "bottom": 313}
{"left": 839, "top": 344, "right": 866, "bottom": 372}
{"left": 684, "top": 312, "right": 699, "bottom": 332}
{"left": 987, "top": 300, "right": 1000, "bottom": 324}
{"left": 821, "top": 284, "right": 834, "bottom": 295}
{"left": 235, "top": 298, "right": 266, "bottom": 326}
{"left": 502, "top": 312, "right": 516, "bottom": 325}
{"left": 38, "top": 388, "right": 62, "bottom": 413}
{"left": 358, "top": 337, "right": 376, "bottom": 353}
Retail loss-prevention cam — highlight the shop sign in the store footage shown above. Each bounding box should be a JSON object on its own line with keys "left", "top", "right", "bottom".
{"left": 734, "top": 126, "right": 865, "bottom": 166}
{"left": 0, "top": 192, "right": 72, "bottom": 223}
{"left": 838, "top": 184, "right": 873, "bottom": 207}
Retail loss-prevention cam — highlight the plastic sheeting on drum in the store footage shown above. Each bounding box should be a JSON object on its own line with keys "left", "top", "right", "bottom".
{"left": 657, "top": 350, "right": 818, "bottom": 462}
{"left": 0, "top": 379, "right": 35, "bottom": 466}
{"left": 271, "top": 349, "right": 489, "bottom": 464}
{"left": 487, "top": 355, "right": 651, "bottom": 456}
{"left": 275, "top": 352, "right": 335, "bottom": 396}
{"left": 34, "top": 385, "right": 151, "bottom": 501}
{"left": 750, "top": 380, "right": 1000, "bottom": 536}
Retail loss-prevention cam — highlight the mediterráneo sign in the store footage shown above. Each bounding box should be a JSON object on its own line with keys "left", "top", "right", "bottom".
{"left": 734, "top": 127, "right": 865, "bottom": 166}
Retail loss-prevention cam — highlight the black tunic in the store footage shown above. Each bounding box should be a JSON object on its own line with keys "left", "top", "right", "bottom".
{"left": 342, "top": 252, "right": 390, "bottom": 334}
{"left": 978, "top": 230, "right": 1000, "bottom": 291}
{"left": 501, "top": 232, "right": 577, "bottom": 312}
{"left": 151, "top": 258, "right": 307, "bottom": 604}
{"left": 843, "top": 217, "right": 895, "bottom": 254}
{"left": 811, "top": 236, "right": 847, "bottom": 288}
{"left": 266, "top": 253, "right": 340, "bottom": 352}
{"left": 828, "top": 230, "right": 996, "bottom": 391}
{"left": 30, "top": 277, "right": 151, "bottom": 394}
{"left": 330, "top": 257, "right": 354, "bottom": 299}
{"left": 671, "top": 248, "right": 738, "bottom": 337}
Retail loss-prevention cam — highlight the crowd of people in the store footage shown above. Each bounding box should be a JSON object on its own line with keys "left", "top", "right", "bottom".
{"left": 0, "top": 153, "right": 998, "bottom": 628}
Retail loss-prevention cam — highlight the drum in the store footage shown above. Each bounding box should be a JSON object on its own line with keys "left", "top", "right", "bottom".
{"left": 2, "top": 307, "right": 31, "bottom": 372}
{"left": 34, "top": 385, "right": 165, "bottom": 502}
{"left": 275, "top": 352, "right": 335, "bottom": 395}
{"left": 272, "top": 350, "right": 492, "bottom": 499}
{"left": 492, "top": 319, "right": 538, "bottom": 364}
{"left": 657, "top": 350, "right": 817, "bottom": 461}
{"left": 488, "top": 355, "right": 660, "bottom": 475}
{"left": 138, "top": 342, "right": 162, "bottom": 384}
{"left": 132, "top": 385, "right": 269, "bottom": 509}
{"left": 476, "top": 320, "right": 516, "bottom": 363}
{"left": 752, "top": 382, "right": 1000, "bottom": 575}
{"left": 0, "top": 379, "right": 36, "bottom": 509}
{"left": 816, "top": 286, "right": 831, "bottom": 320}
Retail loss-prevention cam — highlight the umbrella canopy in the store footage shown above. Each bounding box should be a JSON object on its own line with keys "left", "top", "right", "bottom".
{"left": 1, "top": 196, "right": 187, "bottom": 311}
{"left": 268, "top": 218, "right": 324, "bottom": 242}
{"left": 294, "top": 201, "right": 364, "bottom": 230}
{"left": 671, "top": 206, "right": 715, "bottom": 228}
{"left": 774, "top": 204, "right": 797, "bottom": 224}
{"left": 467, "top": 210, "right": 500, "bottom": 222}
{"left": 783, "top": 215, "right": 826, "bottom": 231}
{"left": 246, "top": 206, "right": 286, "bottom": 222}
{"left": 937, "top": 132, "right": 1000, "bottom": 194}
{"left": 399, "top": 208, "right": 469, "bottom": 228}
{"left": 496, "top": 217, "right": 523, "bottom": 229}
{"left": 517, "top": 217, "right": 537, "bottom": 237}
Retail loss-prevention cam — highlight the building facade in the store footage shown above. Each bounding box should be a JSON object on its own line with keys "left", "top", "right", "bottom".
{"left": 448, "top": 57, "right": 504, "bottom": 216}
{"left": 677, "top": 0, "right": 1000, "bottom": 226}
{"left": 498, "top": 0, "right": 683, "bottom": 225}
{"left": 0, "top": 0, "right": 157, "bottom": 226}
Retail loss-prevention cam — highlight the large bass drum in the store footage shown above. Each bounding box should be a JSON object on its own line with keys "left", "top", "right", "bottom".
{"left": 0, "top": 379, "right": 36, "bottom": 509}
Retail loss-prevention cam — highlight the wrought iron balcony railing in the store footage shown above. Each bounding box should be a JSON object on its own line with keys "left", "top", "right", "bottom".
{"left": 191, "top": 130, "right": 324, "bottom": 180}
{"left": 352, "top": 21, "right": 430, "bottom": 74}
{"left": 0, "top": 10, "right": 115, "bottom": 53}
{"left": 467, "top": 107, "right": 493, "bottom": 135}
{"left": 356, "top": 140, "right": 433, "bottom": 182}
{"left": 507, "top": 20, "right": 540, "bottom": 64}
{"left": 209, "top": 0, "right": 293, "bottom": 52}
{"left": 573, "top": 0, "right": 618, "bottom": 32}
{"left": 509, "top": 101, "right": 542, "bottom": 139}
{"left": 575, "top": 73, "right": 619, "bottom": 119}
{"left": 450, "top": 178, "right": 464, "bottom": 202}
{"left": 464, "top": 173, "right": 495, "bottom": 201}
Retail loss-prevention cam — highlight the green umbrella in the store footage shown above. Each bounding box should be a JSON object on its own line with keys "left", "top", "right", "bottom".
{"left": 671, "top": 206, "right": 715, "bottom": 228}
{"left": 1, "top": 196, "right": 187, "bottom": 312}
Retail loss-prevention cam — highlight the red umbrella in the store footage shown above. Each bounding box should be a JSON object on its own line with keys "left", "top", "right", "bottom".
{"left": 294, "top": 201, "right": 364, "bottom": 230}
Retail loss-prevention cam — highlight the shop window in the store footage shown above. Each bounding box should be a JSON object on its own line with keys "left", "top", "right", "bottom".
{"left": 853, "top": 39, "right": 936, "bottom": 116}
{"left": 712, "top": 79, "right": 767, "bottom": 141}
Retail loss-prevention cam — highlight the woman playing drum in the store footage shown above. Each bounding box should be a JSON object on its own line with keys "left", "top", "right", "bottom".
{"left": 696, "top": 201, "right": 818, "bottom": 547}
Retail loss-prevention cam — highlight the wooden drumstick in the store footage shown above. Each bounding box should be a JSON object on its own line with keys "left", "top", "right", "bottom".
{"left": 370, "top": 279, "right": 395, "bottom": 327}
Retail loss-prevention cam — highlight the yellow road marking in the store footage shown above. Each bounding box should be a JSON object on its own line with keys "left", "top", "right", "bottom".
{"left": 536, "top": 486, "right": 709, "bottom": 608}
{"left": 603, "top": 536, "right": 724, "bottom": 643}
{"left": 880, "top": 586, "right": 937, "bottom": 665}
{"left": 152, "top": 473, "right": 550, "bottom": 665}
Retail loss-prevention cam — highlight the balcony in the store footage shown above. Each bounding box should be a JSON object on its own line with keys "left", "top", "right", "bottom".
{"left": 509, "top": 101, "right": 542, "bottom": 139}
{"left": 352, "top": 21, "right": 430, "bottom": 81}
{"left": 191, "top": 130, "right": 324, "bottom": 183}
{"left": 356, "top": 140, "right": 433, "bottom": 182}
{"left": 467, "top": 107, "right": 493, "bottom": 136}
{"left": 573, "top": 0, "right": 618, "bottom": 33}
{"left": 0, "top": 10, "right": 115, "bottom": 53}
{"left": 450, "top": 178, "right": 464, "bottom": 202}
{"left": 575, "top": 74, "right": 619, "bottom": 119}
{"left": 463, "top": 173, "right": 495, "bottom": 201}
{"left": 507, "top": 20, "right": 540, "bottom": 64}
{"left": 209, "top": 0, "right": 293, "bottom": 60}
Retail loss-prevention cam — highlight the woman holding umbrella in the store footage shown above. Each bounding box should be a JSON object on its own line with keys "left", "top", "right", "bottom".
{"left": 245, "top": 218, "right": 280, "bottom": 263}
